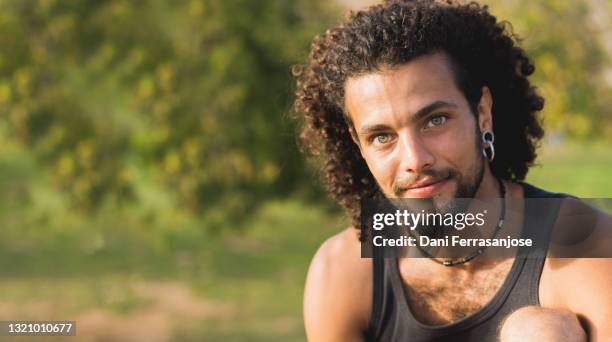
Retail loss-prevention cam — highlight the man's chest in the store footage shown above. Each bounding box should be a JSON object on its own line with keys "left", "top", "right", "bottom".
{"left": 398, "top": 258, "right": 515, "bottom": 325}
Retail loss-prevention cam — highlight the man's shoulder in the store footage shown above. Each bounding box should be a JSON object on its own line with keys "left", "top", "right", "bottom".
{"left": 520, "top": 181, "right": 610, "bottom": 231}
{"left": 306, "top": 226, "right": 372, "bottom": 295}
{"left": 315, "top": 227, "right": 365, "bottom": 262}
{"left": 552, "top": 193, "right": 612, "bottom": 244}
{"left": 303, "top": 227, "right": 372, "bottom": 338}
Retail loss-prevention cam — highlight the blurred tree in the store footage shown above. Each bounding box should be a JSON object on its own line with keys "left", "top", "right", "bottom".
{"left": 0, "top": 0, "right": 338, "bottom": 220}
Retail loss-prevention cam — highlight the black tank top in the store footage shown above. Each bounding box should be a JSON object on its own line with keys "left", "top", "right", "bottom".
{"left": 365, "top": 183, "right": 567, "bottom": 341}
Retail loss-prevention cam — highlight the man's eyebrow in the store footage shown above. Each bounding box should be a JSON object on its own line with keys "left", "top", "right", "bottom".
{"left": 358, "top": 124, "right": 391, "bottom": 136}
{"left": 411, "top": 100, "right": 458, "bottom": 123}
{"left": 357, "top": 100, "right": 458, "bottom": 135}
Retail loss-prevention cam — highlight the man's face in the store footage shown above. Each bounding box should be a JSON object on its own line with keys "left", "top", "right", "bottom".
{"left": 345, "top": 52, "right": 492, "bottom": 212}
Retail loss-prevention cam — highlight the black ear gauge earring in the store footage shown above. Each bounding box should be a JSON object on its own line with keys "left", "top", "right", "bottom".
{"left": 482, "top": 131, "right": 495, "bottom": 162}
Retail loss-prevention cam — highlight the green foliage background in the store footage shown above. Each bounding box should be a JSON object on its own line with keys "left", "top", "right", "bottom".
{"left": 0, "top": 0, "right": 337, "bottom": 226}
{"left": 0, "top": 0, "right": 610, "bottom": 340}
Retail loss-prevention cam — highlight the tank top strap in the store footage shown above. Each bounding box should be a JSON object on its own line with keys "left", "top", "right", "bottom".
{"left": 516, "top": 182, "right": 569, "bottom": 305}
{"left": 366, "top": 246, "right": 385, "bottom": 341}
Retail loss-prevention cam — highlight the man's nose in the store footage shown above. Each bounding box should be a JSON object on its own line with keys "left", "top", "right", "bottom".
{"left": 398, "top": 133, "right": 435, "bottom": 173}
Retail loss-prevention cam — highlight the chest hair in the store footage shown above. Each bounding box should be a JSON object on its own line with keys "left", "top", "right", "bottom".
{"left": 400, "top": 259, "right": 514, "bottom": 325}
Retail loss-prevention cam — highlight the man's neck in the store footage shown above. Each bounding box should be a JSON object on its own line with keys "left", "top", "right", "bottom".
{"left": 475, "top": 166, "right": 502, "bottom": 199}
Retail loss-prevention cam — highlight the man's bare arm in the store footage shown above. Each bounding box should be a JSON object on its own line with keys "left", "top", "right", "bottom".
{"left": 304, "top": 228, "right": 371, "bottom": 342}
{"left": 544, "top": 257, "right": 612, "bottom": 341}
{"left": 544, "top": 207, "right": 612, "bottom": 341}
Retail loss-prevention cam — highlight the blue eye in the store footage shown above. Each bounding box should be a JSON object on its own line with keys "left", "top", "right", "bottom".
{"left": 428, "top": 115, "right": 447, "bottom": 127}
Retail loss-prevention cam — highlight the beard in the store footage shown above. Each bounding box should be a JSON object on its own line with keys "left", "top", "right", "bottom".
{"left": 391, "top": 137, "right": 485, "bottom": 215}
{"left": 436, "top": 149, "right": 484, "bottom": 215}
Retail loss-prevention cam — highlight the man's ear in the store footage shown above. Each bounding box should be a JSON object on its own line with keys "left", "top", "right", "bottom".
{"left": 477, "top": 86, "right": 493, "bottom": 133}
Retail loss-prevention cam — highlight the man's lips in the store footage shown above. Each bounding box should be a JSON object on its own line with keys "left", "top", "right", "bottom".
{"left": 398, "top": 176, "right": 451, "bottom": 197}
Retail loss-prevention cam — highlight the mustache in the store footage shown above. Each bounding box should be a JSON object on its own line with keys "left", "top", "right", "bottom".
{"left": 392, "top": 168, "right": 457, "bottom": 196}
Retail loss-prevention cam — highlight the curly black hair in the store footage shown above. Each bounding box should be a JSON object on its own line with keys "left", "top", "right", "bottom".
{"left": 293, "top": 0, "right": 544, "bottom": 227}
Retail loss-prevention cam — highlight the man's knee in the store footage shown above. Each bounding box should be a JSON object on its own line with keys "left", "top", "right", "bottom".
{"left": 500, "top": 306, "right": 587, "bottom": 342}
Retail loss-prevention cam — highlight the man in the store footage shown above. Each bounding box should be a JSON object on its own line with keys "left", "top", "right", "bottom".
{"left": 292, "top": 0, "right": 612, "bottom": 341}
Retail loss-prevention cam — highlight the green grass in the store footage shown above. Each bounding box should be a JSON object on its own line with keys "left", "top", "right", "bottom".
{"left": 185, "top": 200, "right": 345, "bottom": 341}
{"left": 526, "top": 141, "right": 612, "bottom": 197}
